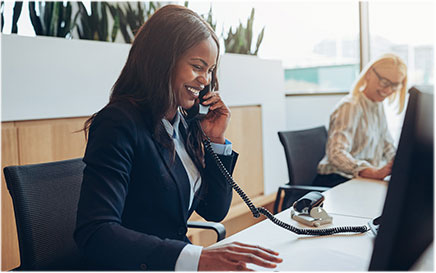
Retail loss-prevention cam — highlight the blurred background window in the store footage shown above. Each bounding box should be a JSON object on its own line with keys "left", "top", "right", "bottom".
{"left": 274, "top": 2, "right": 360, "bottom": 94}
{"left": 368, "top": 1, "right": 434, "bottom": 87}
{"left": 187, "top": 2, "right": 361, "bottom": 94}
{"left": 368, "top": 1, "right": 434, "bottom": 143}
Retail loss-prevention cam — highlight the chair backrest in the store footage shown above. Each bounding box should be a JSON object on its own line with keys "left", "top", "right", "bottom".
{"left": 3, "top": 158, "right": 85, "bottom": 270}
{"left": 278, "top": 126, "right": 328, "bottom": 186}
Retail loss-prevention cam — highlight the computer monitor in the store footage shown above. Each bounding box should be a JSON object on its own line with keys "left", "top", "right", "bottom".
{"left": 369, "top": 87, "right": 434, "bottom": 270}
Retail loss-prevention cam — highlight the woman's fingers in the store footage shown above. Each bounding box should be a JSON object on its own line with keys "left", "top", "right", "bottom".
{"left": 202, "top": 91, "right": 222, "bottom": 106}
{"left": 226, "top": 246, "right": 282, "bottom": 264}
{"left": 199, "top": 90, "right": 231, "bottom": 143}
{"left": 202, "top": 90, "right": 217, "bottom": 101}
{"left": 233, "top": 241, "right": 280, "bottom": 256}
{"left": 209, "top": 100, "right": 226, "bottom": 111}
{"left": 198, "top": 242, "right": 283, "bottom": 271}
{"left": 225, "top": 250, "right": 280, "bottom": 268}
{"left": 225, "top": 261, "right": 255, "bottom": 271}
{"left": 200, "top": 91, "right": 229, "bottom": 113}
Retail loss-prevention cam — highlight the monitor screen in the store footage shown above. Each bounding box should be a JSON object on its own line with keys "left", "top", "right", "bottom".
{"left": 368, "top": 87, "right": 434, "bottom": 270}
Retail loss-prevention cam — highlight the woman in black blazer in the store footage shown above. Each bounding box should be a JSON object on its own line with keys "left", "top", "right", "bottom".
{"left": 74, "top": 4, "right": 282, "bottom": 271}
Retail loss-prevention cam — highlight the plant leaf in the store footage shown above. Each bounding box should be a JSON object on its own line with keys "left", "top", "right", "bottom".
{"left": 11, "top": 1, "right": 23, "bottom": 33}
{"left": 254, "top": 26, "right": 264, "bottom": 56}
{"left": 223, "top": 7, "right": 265, "bottom": 55}
{"left": 28, "top": 1, "right": 43, "bottom": 35}
{"left": 1, "top": 1, "right": 4, "bottom": 32}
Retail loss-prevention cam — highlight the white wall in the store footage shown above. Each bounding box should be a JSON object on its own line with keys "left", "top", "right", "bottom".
{"left": 219, "top": 54, "right": 288, "bottom": 194}
{"left": 285, "top": 94, "right": 343, "bottom": 131}
{"left": 1, "top": 34, "right": 130, "bottom": 121}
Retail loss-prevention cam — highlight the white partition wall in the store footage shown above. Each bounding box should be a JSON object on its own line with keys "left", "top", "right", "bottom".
{"left": 219, "top": 54, "right": 288, "bottom": 194}
{"left": 1, "top": 34, "right": 130, "bottom": 121}
{"left": 285, "top": 94, "right": 344, "bottom": 131}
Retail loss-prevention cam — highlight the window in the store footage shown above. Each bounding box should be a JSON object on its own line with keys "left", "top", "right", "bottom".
{"left": 187, "top": 2, "right": 361, "bottom": 94}
{"left": 369, "top": 1, "right": 434, "bottom": 87}
{"left": 369, "top": 2, "right": 434, "bottom": 143}
{"left": 276, "top": 2, "right": 361, "bottom": 94}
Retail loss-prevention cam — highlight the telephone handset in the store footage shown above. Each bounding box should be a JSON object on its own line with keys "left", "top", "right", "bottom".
{"left": 198, "top": 123, "right": 369, "bottom": 236}
{"left": 198, "top": 85, "right": 211, "bottom": 117}
{"left": 185, "top": 84, "right": 211, "bottom": 120}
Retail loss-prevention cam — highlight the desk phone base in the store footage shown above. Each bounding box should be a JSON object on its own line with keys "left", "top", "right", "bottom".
{"left": 368, "top": 216, "right": 381, "bottom": 235}
{"left": 291, "top": 207, "right": 333, "bottom": 227}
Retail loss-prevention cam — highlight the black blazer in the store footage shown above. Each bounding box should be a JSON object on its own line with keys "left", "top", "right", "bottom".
{"left": 74, "top": 101, "right": 238, "bottom": 270}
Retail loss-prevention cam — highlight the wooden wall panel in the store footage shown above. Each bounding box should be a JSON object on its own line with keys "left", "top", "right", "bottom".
{"left": 51, "top": 120, "right": 88, "bottom": 161}
{"left": 16, "top": 117, "right": 88, "bottom": 164}
{"left": 17, "top": 124, "right": 54, "bottom": 164}
{"left": 225, "top": 105, "right": 264, "bottom": 206}
{"left": 2, "top": 122, "right": 20, "bottom": 270}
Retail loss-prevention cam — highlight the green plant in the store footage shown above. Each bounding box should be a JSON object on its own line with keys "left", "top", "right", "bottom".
{"left": 203, "top": 6, "right": 216, "bottom": 31}
{"left": 224, "top": 8, "right": 265, "bottom": 55}
{"left": 107, "top": 2, "right": 161, "bottom": 43}
{"left": 75, "top": 1, "right": 109, "bottom": 41}
{"left": 0, "top": 1, "right": 25, "bottom": 34}
{"left": 106, "top": 2, "right": 120, "bottom": 42}
{"left": 106, "top": 2, "right": 123, "bottom": 42}
{"left": 11, "top": 1, "right": 23, "bottom": 33}
{"left": 28, "top": 1, "right": 74, "bottom": 37}
{"left": 1, "top": 1, "right": 5, "bottom": 32}
{"left": 184, "top": 2, "right": 216, "bottom": 31}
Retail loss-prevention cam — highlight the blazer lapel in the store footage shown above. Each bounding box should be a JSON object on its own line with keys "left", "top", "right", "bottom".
{"left": 153, "top": 140, "right": 190, "bottom": 222}
{"left": 187, "top": 182, "right": 204, "bottom": 217}
{"left": 179, "top": 117, "right": 205, "bottom": 218}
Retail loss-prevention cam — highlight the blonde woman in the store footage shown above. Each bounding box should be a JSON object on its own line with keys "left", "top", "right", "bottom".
{"left": 315, "top": 53, "right": 408, "bottom": 187}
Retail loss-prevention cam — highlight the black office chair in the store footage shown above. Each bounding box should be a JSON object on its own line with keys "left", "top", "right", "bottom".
{"left": 273, "top": 126, "right": 331, "bottom": 214}
{"left": 4, "top": 158, "right": 225, "bottom": 270}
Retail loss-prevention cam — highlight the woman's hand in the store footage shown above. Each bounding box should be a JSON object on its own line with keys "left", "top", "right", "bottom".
{"left": 199, "top": 91, "right": 230, "bottom": 144}
{"left": 198, "top": 241, "right": 283, "bottom": 271}
{"left": 359, "top": 160, "right": 394, "bottom": 180}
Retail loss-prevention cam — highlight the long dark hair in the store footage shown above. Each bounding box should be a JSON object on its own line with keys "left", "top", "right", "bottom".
{"left": 84, "top": 5, "right": 220, "bottom": 169}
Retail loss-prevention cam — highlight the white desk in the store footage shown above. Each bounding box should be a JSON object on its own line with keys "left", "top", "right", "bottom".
{"left": 214, "top": 178, "right": 388, "bottom": 271}
{"left": 322, "top": 178, "right": 388, "bottom": 219}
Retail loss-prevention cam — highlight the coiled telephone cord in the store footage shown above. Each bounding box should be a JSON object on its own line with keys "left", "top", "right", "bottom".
{"left": 202, "top": 133, "right": 369, "bottom": 236}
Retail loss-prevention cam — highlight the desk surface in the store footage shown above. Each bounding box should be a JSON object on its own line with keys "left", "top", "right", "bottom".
{"left": 214, "top": 178, "right": 387, "bottom": 271}
{"left": 322, "top": 178, "right": 388, "bottom": 219}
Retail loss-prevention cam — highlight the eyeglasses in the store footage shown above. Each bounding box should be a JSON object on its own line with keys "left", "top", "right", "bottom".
{"left": 372, "top": 68, "right": 403, "bottom": 91}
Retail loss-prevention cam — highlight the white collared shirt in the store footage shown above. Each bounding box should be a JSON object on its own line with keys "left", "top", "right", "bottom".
{"left": 161, "top": 112, "right": 232, "bottom": 271}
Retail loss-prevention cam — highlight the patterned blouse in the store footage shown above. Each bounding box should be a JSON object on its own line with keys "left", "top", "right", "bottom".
{"left": 317, "top": 91, "right": 396, "bottom": 179}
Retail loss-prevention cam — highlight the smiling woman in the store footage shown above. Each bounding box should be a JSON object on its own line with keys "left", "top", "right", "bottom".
{"left": 364, "top": 66, "right": 405, "bottom": 103}
{"left": 74, "top": 4, "right": 282, "bottom": 271}
{"left": 315, "top": 53, "right": 408, "bottom": 187}
{"left": 170, "top": 36, "right": 218, "bottom": 119}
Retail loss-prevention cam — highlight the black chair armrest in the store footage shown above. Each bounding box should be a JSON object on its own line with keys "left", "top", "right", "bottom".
{"left": 187, "top": 221, "right": 226, "bottom": 242}
{"left": 273, "top": 183, "right": 331, "bottom": 214}
{"left": 279, "top": 184, "right": 330, "bottom": 192}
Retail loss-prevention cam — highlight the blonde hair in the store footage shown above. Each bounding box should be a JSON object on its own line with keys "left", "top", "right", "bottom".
{"left": 351, "top": 53, "right": 408, "bottom": 113}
